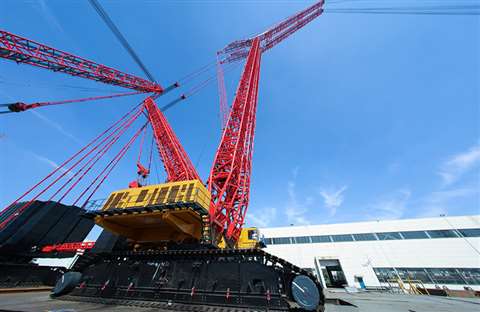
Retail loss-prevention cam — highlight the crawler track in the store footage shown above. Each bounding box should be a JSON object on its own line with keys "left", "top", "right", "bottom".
{"left": 56, "top": 248, "right": 324, "bottom": 311}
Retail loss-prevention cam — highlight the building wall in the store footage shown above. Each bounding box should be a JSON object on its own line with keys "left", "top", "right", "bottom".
{"left": 262, "top": 215, "right": 480, "bottom": 290}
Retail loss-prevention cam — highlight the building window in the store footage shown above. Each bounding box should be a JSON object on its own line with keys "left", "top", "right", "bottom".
{"left": 376, "top": 232, "right": 402, "bottom": 240}
{"left": 353, "top": 233, "right": 377, "bottom": 241}
{"left": 457, "top": 228, "right": 480, "bottom": 238}
{"left": 426, "top": 230, "right": 458, "bottom": 239}
{"left": 311, "top": 235, "right": 332, "bottom": 243}
{"left": 374, "top": 267, "right": 476, "bottom": 285}
{"left": 399, "top": 231, "right": 429, "bottom": 239}
{"left": 265, "top": 227, "right": 475, "bottom": 246}
{"left": 331, "top": 234, "right": 354, "bottom": 242}
{"left": 271, "top": 237, "right": 291, "bottom": 245}
{"left": 294, "top": 236, "right": 311, "bottom": 244}
{"left": 426, "top": 268, "right": 465, "bottom": 285}
{"left": 373, "top": 268, "right": 397, "bottom": 283}
{"left": 458, "top": 268, "right": 480, "bottom": 285}
{"left": 396, "top": 268, "right": 434, "bottom": 284}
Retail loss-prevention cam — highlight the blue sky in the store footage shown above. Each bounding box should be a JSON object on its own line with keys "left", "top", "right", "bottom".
{"left": 1, "top": 0, "right": 479, "bottom": 231}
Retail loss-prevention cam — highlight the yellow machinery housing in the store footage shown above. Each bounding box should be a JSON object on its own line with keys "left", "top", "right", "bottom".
{"left": 217, "top": 227, "right": 263, "bottom": 249}
{"left": 94, "top": 180, "right": 210, "bottom": 243}
{"left": 236, "top": 227, "right": 263, "bottom": 249}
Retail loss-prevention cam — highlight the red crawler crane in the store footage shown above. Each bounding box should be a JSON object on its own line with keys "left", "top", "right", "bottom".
{"left": 0, "top": 2, "right": 326, "bottom": 310}
{"left": 0, "top": 0, "right": 324, "bottom": 244}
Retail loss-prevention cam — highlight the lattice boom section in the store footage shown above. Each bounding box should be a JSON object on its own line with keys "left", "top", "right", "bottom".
{"left": 208, "top": 38, "right": 262, "bottom": 242}
{"left": 144, "top": 97, "right": 200, "bottom": 182}
{"left": 0, "top": 30, "right": 162, "bottom": 93}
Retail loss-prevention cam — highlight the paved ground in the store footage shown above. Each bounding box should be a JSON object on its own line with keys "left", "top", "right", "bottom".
{"left": 0, "top": 291, "right": 156, "bottom": 312}
{"left": 0, "top": 290, "right": 479, "bottom": 312}
{"left": 325, "top": 290, "right": 480, "bottom": 312}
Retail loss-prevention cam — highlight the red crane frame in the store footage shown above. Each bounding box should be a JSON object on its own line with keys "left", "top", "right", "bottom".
{"left": 208, "top": 38, "right": 261, "bottom": 241}
{"left": 0, "top": 30, "right": 162, "bottom": 93}
{"left": 144, "top": 97, "right": 200, "bottom": 182}
{"left": 0, "top": 1, "right": 325, "bottom": 245}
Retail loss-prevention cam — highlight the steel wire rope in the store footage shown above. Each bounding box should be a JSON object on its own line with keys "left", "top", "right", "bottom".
{"left": 0, "top": 80, "right": 122, "bottom": 94}
{"left": 146, "top": 131, "right": 155, "bottom": 185}
{"left": 323, "top": 9, "right": 479, "bottom": 16}
{"left": 78, "top": 122, "right": 148, "bottom": 207}
{"left": 327, "top": 0, "right": 480, "bottom": 4}
{"left": 0, "top": 91, "right": 147, "bottom": 113}
{"left": 136, "top": 124, "right": 148, "bottom": 164}
{"left": 73, "top": 117, "right": 146, "bottom": 206}
{"left": 150, "top": 136, "right": 162, "bottom": 184}
{"left": 323, "top": 0, "right": 480, "bottom": 15}
{"left": 20, "top": 105, "right": 144, "bottom": 207}
{"left": 0, "top": 103, "right": 144, "bottom": 228}
{"left": 441, "top": 215, "right": 480, "bottom": 256}
{"left": 160, "top": 61, "right": 242, "bottom": 112}
{"left": 89, "top": 0, "right": 157, "bottom": 83}
{"left": 89, "top": 0, "right": 229, "bottom": 113}
{"left": 49, "top": 108, "right": 145, "bottom": 203}
{"left": 177, "top": 60, "right": 217, "bottom": 85}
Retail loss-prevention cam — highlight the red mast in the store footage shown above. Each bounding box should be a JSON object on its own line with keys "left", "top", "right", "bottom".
{"left": 210, "top": 1, "right": 324, "bottom": 242}
{"left": 208, "top": 38, "right": 261, "bottom": 241}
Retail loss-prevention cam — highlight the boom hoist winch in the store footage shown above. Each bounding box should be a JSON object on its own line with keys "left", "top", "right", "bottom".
{"left": 0, "top": 1, "right": 325, "bottom": 311}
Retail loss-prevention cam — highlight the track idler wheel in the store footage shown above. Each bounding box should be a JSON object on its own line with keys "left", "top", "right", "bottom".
{"left": 51, "top": 272, "right": 82, "bottom": 297}
{"left": 290, "top": 275, "right": 322, "bottom": 311}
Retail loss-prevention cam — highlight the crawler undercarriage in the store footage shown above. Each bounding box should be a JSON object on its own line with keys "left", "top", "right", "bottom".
{"left": 53, "top": 248, "right": 324, "bottom": 311}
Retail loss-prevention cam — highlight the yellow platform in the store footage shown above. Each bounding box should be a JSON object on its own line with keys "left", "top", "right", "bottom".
{"left": 94, "top": 180, "right": 210, "bottom": 243}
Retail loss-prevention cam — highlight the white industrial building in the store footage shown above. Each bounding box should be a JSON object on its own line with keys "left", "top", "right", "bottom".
{"left": 262, "top": 215, "right": 480, "bottom": 291}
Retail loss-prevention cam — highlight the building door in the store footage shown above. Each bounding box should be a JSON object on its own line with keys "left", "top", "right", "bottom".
{"left": 317, "top": 259, "right": 348, "bottom": 288}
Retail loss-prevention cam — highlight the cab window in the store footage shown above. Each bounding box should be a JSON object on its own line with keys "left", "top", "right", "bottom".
{"left": 248, "top": 229, "right": 258, "bottom": 240}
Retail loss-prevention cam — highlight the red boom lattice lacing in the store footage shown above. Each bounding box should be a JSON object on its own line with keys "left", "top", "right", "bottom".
{"left": 208, "top": 38, "right": 262, "bottom": 241}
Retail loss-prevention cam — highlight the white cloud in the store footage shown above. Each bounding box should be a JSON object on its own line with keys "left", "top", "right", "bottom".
{"left": 427, "top": 188, "right": 476, "bottom": 203}
{"left": 415, "top": 145, "right": 480, "bottom": 217}
{"left": 38, "top": 0, "right": 65, "bottom": 34}
{"left": 292, "top": 166, "right": 299, "bottom": 179}
{"left": 248, "top": 207, "right": 277, "bottom": 228}
{"left": 319, "top": 186, "right": 347, "bottom": 217}
{"left": 285, "top": 169, "right": 311, "bottom": 226}
{"left": 417, "top": 188, "right": 477, "bottom": 217}
{"left": 29, "top": 110, "right": 82, "bottom": 144}
{"left": 1, "top": 72, "right": 81, "bottom": 145}
{"left": 31, "top": 152, "right": 73, "bottom": 178}
{"left": 33, "top": 1, "right": 83, "bottom": 54}
{"left": 368, "top": 189, "right": 411, "bottom": 220}
{"left": 416, "top": 206, "right": 447, "bottom": 218}
{"left": 438, "top": 145, "right": 480, "bottom": 185}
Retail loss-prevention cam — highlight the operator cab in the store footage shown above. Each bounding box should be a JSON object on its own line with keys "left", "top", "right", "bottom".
{"left": 236, "top": 227, "right": 265, "bottom": 249}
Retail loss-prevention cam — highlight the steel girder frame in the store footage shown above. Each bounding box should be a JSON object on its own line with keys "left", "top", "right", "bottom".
{"left": 208, "top": 38, "right": 261, "bottom": 241}
{"left": 0, "top": 30, "right": 162, "bottom": 93}
{"left": 218, "top": 0, "right": 324, "bottom": 64}
{"left": 144, "top": 97, "right": 200, "bottom": 182}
